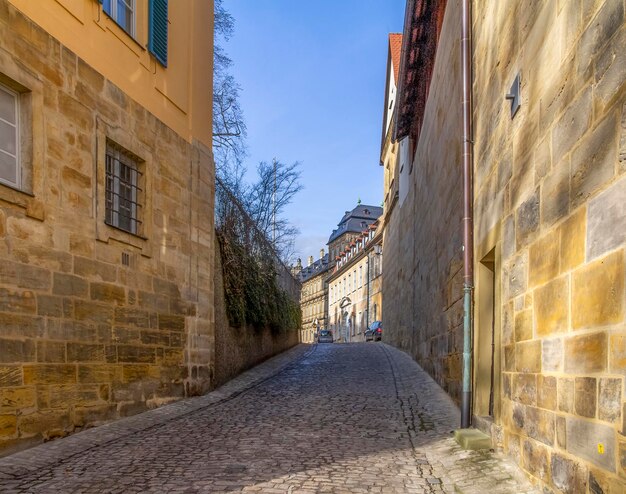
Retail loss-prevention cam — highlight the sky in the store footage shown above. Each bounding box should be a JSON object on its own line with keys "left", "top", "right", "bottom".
{"left": 224, "top": 0, "right": 407, "bottom": 263}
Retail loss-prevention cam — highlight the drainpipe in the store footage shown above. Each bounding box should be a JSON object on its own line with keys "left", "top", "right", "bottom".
{"left": 461, "top": 0, "right": 475, "bottom": 429}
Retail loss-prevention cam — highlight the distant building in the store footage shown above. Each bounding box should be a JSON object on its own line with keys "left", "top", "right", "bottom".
{"left": 327, "top": 204, "right": 382, "bottom": 260}
{"left": 380, "top": 33, "right": 406, "bottom": 216}
{"left": 291, "top": 258, "right": 303, "bottom": 279}
{"left": 327, "top": 205, "right": 383, "bottom": 342}
{"left": 379, "top": 32, "right": 405, "bottom": 351}
{"left": 298, "top": 250, "right": 332, "bottom": 343}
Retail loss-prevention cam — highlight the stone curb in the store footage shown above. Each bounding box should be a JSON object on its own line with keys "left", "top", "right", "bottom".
{"left": 0, "top": 344, "right": 314, "bottom": 480}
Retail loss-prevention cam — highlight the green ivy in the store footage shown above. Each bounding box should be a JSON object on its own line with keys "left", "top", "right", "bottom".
{"left": 217, "top": 232, "right": 301, "bottom": 332}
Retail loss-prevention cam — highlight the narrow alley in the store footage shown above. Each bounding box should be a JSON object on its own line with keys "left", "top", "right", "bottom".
{"left": 0, "top": 344, "right": 537, "bottom": 494}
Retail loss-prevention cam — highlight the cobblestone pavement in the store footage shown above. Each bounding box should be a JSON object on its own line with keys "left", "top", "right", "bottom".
{"left": 0, "top": 343, "right": 539, "bottom": 493}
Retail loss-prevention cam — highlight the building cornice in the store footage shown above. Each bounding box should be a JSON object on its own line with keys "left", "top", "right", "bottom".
{"left": 327, "top": 232, "right": 383, "bottom": 284}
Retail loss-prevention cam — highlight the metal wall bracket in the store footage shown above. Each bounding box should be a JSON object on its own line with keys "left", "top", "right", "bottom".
{"left": 505, "top": 72, "right": 521, "bottom": 118}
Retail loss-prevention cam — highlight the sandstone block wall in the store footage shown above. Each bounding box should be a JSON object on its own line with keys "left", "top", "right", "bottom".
{"left": 382, "top": 0, "right": 465, "bottom": 403}
{"left": 473, "top": 0, "right": 626, "bottom": 490}
{"left": 0, "top": 2, "right": 215, "bottom": 455}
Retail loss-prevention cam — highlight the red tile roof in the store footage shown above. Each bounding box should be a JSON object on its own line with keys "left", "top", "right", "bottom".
{"left": 389, "top": 33, "right": 403, "bottom": 83}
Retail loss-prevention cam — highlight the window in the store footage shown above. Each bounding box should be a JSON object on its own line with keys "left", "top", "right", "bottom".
{"left": 103, "top": 0, "right": 136, "bottom": 37}
{"left": 0, "top": 84, "right": 19, "bottom": 188}
{"left": 105, "top": 143, "right": 143, "bottom": 235}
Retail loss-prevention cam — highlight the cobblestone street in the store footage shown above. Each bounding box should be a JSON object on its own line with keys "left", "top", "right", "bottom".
{"left": 0, "top": 344, "right": 538, "bottom": 493}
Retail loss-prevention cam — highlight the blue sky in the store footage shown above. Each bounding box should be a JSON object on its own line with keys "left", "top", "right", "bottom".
{"left": 224, "top": 0, "right": 406, "bottom": 262}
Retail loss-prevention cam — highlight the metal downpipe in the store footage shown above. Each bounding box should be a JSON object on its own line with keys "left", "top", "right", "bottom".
{"left": 461, "top": 0, "right": 474, "bottom": 429}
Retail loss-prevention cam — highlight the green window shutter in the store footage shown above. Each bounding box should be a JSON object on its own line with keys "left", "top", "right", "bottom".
{"left": 149, "top": 0, "right": 168, "bottom": 67}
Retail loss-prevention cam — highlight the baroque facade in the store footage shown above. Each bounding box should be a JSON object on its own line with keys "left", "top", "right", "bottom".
{"left": 0, "top": 0, "right": 215, "bottom": 454}
{"left": 298, "top": 250, "right": 332, "bottom": 343}
{"left": 327, "top": 204, "right": 382, "bottom": 261}
{"left": 383, "top": 0, "right": 626, "bottom": 491}
{"left": 328, "top": 218, "right": 382, "bottom": 343}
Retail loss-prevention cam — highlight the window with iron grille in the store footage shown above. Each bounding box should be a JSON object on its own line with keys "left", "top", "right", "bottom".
{"left": 105, "top": 143, "right": 143, "bottom": 235}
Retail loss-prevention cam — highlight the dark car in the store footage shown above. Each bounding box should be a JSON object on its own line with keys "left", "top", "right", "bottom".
{"left": 365, "top": 321, "right": 383, "bottom": 342}
{"left": 317, "top": 330, "right": 333, "bottom": 343}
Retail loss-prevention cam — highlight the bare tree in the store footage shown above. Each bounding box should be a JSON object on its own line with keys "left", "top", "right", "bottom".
{"left": 212, "top": 2, "right": 302, "bottom": 263}
{"left": 245, "top": 160, "right": 303, "bottom": 262}
{"left": 213, "top": 0, "right": 247, "bottom": 188}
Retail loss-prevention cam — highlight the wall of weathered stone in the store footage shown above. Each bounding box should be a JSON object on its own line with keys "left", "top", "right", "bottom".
{"left": 0, "top": 3, "right": 215, "bottom": 455}
{"left": 213, "top": 237, "right": 299, "bottom": 388}
{"left": 472, "top": 0, "right": 626, "bottom": 491}
{"left": 382, "top": 0, "right": 465, "bottom": 403}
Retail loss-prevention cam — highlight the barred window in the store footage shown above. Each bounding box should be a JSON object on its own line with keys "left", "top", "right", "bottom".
{"left": 105, "top": 143, "right": 143, "bottom": 235}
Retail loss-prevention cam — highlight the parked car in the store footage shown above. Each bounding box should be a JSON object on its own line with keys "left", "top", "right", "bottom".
{"left": 365, "top": 321, "right": 383, "bottom": 341}
{"left": 317, "top": 329, "right": 333, "bottom": 343}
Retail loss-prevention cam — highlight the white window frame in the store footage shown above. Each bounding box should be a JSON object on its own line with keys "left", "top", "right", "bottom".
{"left": 0, "top": 83, "right": 20, "bottom": 189}
{"left": 103, "top": 0, "right": 136, "bottom": 38}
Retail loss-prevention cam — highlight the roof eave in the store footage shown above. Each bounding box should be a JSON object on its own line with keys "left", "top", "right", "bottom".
{"left": 394, "top": 0, "right": 447, "bottom": 142}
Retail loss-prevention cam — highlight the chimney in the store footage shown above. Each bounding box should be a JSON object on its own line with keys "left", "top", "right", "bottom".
{"left": 308, "top": 256, "right": 314, "bottom": 267}
{"left": 320, "top": 248, "right": 325, "bottom": 260}
{"left": 296, "top": 258, "right": 302, "bottom": 268}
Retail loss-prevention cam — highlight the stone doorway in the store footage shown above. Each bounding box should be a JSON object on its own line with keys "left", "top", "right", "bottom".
{"left": 474, "top": 247, "right": 499, "bottom": 419}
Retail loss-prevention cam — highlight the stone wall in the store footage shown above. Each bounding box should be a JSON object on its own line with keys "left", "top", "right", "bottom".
{"left": 0, "top": 2, "right": 215, "bottom": 455}
{"left": 382, "top": 0, "right": 465, "bottom": 403}
{"left": 472, "top": 0, "right": 626, "bottom": 491}
{"left": 213, "top": 237, "right": 298, "bottom": 388}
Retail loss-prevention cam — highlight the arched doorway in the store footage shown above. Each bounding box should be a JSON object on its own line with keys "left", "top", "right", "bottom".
{"left": 339, "top": 296, "right": 352, "bottom": 342}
